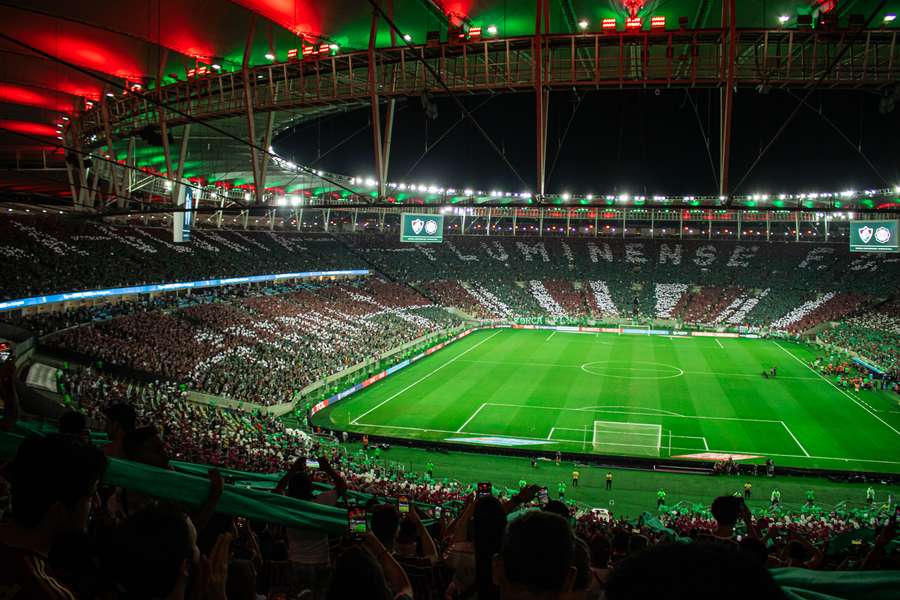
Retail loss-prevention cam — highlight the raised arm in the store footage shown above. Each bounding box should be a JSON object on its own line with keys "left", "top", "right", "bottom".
{"left": 363, "top": 532, "right": 413, "bottom": 598}
{"left": 408, "top": 505, "right": 439, "bottom": 563}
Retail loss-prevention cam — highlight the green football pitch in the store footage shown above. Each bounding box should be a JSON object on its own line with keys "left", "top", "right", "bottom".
{"left": 316, "top": 329, "right": 900, "bottom": 474}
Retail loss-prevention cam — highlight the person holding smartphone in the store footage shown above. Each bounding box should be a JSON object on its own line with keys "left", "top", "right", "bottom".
{"left": 327, "top": 531, "right": 413, "bottom": 600}
{"left": 275, "top": 454, "right": 347, "bottom": 598}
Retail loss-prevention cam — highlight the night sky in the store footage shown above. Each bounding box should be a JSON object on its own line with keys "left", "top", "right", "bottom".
{"left": 279, "top": 86, "right": 899, "bottom": 197}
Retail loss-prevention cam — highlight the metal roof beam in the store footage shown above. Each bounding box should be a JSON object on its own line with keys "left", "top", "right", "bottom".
{"left": 414, "top": 0, "right": 472, "bottom": 30}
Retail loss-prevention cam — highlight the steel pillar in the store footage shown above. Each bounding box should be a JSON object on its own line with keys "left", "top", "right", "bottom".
{"left": 368, "top": 8, "right": 385, "bottom": 201}
{"left": 719, "top": 0, "right": 736, "bottom": 198}
{"left": 69, "top": 121, "right": 90, "bottom": 208}
{"left": 99, "top": 93, "right": 121, "bottom": 202}
{"left": 125, "top": 137, "right": 136, "bottom": 200}
{"left": 534, "top": 0, "right": 550, "bottom": 199}
{"left": 381, "top": 99, "right": 396, "bottom": 196}
{"left": 154, "top": 49, "right": 175, "bottom": 203}
{"left": 241, "top": 17, "right": 264, "bottom": 206}
{"left": 257, "top": 113, "right": 275, "bottom": 197}
{"left": 173, "top": 124, "right": 192, "bottom": 210}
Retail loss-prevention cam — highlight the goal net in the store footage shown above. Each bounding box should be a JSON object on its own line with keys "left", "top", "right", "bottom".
{"left": 592, "top": 421, "right": 662, "bottom": 457}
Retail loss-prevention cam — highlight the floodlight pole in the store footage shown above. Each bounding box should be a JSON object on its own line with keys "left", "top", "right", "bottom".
{"left": 719, "top": 0, "right": 736, "bottom": 199}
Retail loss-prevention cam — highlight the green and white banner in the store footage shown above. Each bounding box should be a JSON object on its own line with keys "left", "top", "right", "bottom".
{"left": 400, "top": 213, "right": 444, "bottom": 243}
{"left": 849, "top": 220, "right": 899, "bottom": 253}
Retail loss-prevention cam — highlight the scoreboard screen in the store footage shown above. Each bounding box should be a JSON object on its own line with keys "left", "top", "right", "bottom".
{"left": 401, "top": 213, "right": 444, "bottom": 243}
{"left": 849, "top": 220, "right": 898, "bottom": 253}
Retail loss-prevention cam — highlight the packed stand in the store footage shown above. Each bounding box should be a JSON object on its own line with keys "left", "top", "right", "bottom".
{"left": 42, "top": 282, "right": 461, "bottom": 406}
{"left": 0, "top": 215, "right": 359, "bottom": 300}
{"left": 1, "top": 427, "right": 897, "bottom": 600}
{"left": 345, "top": 234, "right": 900, "bottom": 329}
{"left": 818, "top": 297, "right": 900, "bottom": 377}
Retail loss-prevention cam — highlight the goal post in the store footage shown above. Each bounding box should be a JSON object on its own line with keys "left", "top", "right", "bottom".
{"left": 592, "top": 421, "right": 662, "bottom": 457}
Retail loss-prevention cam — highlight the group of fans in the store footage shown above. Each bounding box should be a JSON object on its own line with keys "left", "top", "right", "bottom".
{"left": 1, "top": 411, "right": 898, "bottom": 600}
{"left": 41, "top": 281, "right": 459, "bottom": 406}
{"left": 1, "top": 219, "right": 900, "bottom": 598}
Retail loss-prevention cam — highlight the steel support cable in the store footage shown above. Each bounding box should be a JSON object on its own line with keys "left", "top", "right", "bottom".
{"left": 366, "top": 0, "right": 529, "bottom": 191}
{"left": 681, "top": 89, "right": 719, "bottom": 191}
{"left": 0, "top": 32, "right": 363, "bottom": 206}
{"left": 783, "top": 89, "right": 890, "bottom": 187}
{"left": 402, "top": 95, "right": 495, "bottom": 179}
{"left": 546, "top": 91, "right": 583, "bottom": 182}
{"left": 730, "top": 0, "right": 889, "bottom": 195}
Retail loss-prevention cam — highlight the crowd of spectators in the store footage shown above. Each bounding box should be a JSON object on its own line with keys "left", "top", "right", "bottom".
{"left": 42, "top": 282, "right": 461, "bottom": 406}
{"left": 341, "top": 234, "right": 900, "bottom": 329}
{"left": 5, "top": 214, "right": 900, "bottom": 333}
{"left": 818, "top": 299, "right": 900, "bottom": 378}
{"left": 1, "top": 424, "right": 897, "bottom": 600}
{"left": 1, "top": 348, "right": 899, "bottom": 600}
{"left": 0, "top": 216, "right": 360, "bottom": 301}
{"left": 58, "top": 368, "right": 315, "bottom": 472}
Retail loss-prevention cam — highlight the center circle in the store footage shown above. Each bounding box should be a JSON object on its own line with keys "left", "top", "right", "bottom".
{"left": 580, "top": 360, "right": 684, "bottom": 380}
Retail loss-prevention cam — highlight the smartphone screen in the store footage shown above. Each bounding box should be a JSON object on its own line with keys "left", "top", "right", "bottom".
{"left": 538, "top": 487, "right": 549, "bottom": 506}
{"left": 434, "top": 505, "right": 442, "bottom": 518}
{"left": 0, "top": 342, "right": 11, "bottom": 364}
{"left": 348, "top": 507, "right": 367, "bottom": 538}
{"left": 477, "top": 482, "right": 492, "bottom": 498}
{"left": 306, "top": 459, "right": 320, "bottom": 469}
{"left": 398, "top": 495, "right": 410, "bottom": 514}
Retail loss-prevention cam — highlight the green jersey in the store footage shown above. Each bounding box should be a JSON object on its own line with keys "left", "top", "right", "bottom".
{"left": 806, "top": 490, "right": 815, "bottom": 501}
{"left": 558, "top": 482, "right": 567, "bottom": 494}
{"left": 657, "top": 490, "right": 667, "bottom": 500}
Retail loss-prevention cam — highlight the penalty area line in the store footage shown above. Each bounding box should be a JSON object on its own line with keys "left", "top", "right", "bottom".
{"left": 348, "top": 422, "right": 900, "bottom": 466}
{"left": 351, "top": 330, "right": 501, "bottom": 425}
{"left": 715, "top": 338, "right": 724, "bottom": 349}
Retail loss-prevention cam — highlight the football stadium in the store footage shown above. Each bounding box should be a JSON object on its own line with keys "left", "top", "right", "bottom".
{"left": 1, "top": 0, "right": 900, "bottom": 598}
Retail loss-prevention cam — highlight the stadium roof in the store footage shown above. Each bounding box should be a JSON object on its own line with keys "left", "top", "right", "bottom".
{"left": 0, "top": 1, "right": 898, "bottom": 204}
